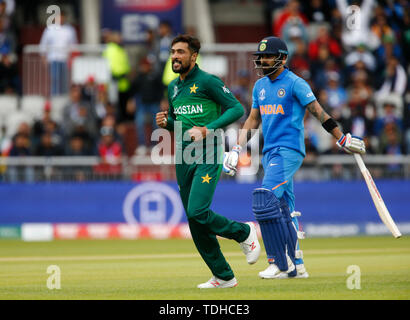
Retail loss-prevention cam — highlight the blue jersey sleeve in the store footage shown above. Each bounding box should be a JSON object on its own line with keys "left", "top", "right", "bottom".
{"left": 292, "top": 78, "right": 316, "bottom": 107}
{"left": 252, "top": 85, "right": 259, "bottom": 109}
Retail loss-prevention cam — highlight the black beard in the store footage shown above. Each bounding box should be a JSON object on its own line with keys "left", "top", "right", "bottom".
{"left": 172, "top": 61, "right": 191, "bottom": 74}
{"left": 262, "top": 66, "right": 276, "bottom": 76}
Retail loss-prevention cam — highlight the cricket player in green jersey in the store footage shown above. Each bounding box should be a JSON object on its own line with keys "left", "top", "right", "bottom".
{"left": 156, "top": 35, "right": 261, "bottom": 289}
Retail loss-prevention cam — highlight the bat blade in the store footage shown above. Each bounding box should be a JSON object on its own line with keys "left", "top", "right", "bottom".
{"left": 354, "top": 154, "right": 402, "bottom": 238}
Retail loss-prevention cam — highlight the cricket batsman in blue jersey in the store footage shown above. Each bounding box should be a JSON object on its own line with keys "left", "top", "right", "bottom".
{"left": 223, "top": 37, "right": 366, "bottom": 279}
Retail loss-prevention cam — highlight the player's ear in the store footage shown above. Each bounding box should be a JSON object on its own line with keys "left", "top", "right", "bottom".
{"left": 191, "top": 52, "right": 198, "bottom": 63}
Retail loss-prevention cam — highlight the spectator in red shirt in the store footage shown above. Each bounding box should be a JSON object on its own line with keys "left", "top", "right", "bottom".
{"left": 94, "top": 126, "right": 123, "bottom": 176}
{"left": 308, "top": 25, "right": 342, "bottom": 61}
{"left": 98, "top": 126, "right": 122, "bottom": 166}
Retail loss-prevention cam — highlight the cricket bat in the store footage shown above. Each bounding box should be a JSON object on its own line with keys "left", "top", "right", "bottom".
{"left": 354, "top": 153, "right": 402, "bottom": 238}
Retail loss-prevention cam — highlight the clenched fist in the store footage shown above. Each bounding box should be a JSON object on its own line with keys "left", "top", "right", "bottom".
{"left": 156, "top": 111, "right": 168, "bottom": 128}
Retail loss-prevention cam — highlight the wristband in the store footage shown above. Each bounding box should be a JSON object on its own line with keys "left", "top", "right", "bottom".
{"left": 322, "top": 118, "right": 338, "bottom": 133}
{"left": 337, "top": 134, "right": 347, "bottom": 147}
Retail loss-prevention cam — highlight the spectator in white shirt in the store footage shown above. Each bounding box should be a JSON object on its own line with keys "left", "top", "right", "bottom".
{"left": 39, "top": 10, "right": 77, "bottom": 96}
{"left": 336, "top": 0, "right": 380, "bottom": 50}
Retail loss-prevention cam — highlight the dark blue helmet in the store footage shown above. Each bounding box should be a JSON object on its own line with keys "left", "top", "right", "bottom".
{"left": 254, "top": 36, "right": 288, "bottom": 56}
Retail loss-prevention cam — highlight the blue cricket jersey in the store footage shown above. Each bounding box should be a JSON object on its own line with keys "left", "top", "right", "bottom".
{"left": 252, "top": 68, "right": 316, "bottom": 157}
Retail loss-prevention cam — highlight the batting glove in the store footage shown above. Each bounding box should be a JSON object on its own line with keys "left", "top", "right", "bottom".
{"left": 223, "top": 145, "right": 242, "bottom": 176}
{"left": 337, "top": 133, "right": 366, "bottom": 155}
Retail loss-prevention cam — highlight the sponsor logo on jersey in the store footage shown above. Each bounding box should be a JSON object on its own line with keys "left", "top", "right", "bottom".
{"left": 174, "top": 104, "right": 204, "bottom": 115}
{"left": 222, "top": 85, "right": 231, "bottom": 94}
{"left": 277, "top": 88, "right": 286, "bottom": 97}
{"left": 259, "top": 104, "right": 285, "bottom": 115}
{"left": 172, "top": 86, "right": 178, "bottom": 99}
{"left": 306, "top": 92, "right": 313, "bottom": 98}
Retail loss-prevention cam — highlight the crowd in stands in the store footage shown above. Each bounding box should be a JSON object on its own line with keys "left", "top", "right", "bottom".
{"left": 0, "top": 0, "right": 409, "bottom": 176}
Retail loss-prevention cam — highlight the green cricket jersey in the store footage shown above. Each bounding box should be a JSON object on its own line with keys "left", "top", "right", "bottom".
{"left": 166, "top": 64, "right": 244, "bottom": 149}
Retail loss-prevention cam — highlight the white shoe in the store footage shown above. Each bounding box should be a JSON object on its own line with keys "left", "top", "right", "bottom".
{"left": 294, "top": 264, "right": 309, "bottom": 278}
{"left": 239, "top": 222, "right": 261, "bottom": 264}
{"left": 259, "top": 254, "right": 295, "bottom": 279}
{"left": 197, "top": 276, "right": 238, "bottom": 289}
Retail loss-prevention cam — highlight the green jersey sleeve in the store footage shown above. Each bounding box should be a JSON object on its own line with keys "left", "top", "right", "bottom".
{"left": 205, "top": 75, "right": 244, "bottom": 130}
{"left": 165, "top": 84, "right": 176, "bottom": 131}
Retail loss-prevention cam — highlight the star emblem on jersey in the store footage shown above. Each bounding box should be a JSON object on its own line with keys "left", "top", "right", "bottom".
{"left": 190, "top": 84, "right": 198, "bottom": 94}
{"left": 277, "top": 88, "right": 286, "bottom": 97}
{"left": 201, "top": 174, "right": 212, "bottom": 184}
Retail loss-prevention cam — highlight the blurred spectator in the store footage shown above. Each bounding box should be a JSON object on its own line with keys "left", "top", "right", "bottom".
{"left": 401, "top": 9, "right": 410, "bottom": 68}
{"left": 65, "top": 134, "right": 93, "bottom": 156}
{"left": 375, "top": 56, "right": 407, "bottom": 100}
{"left": 336, "top": 0, "right": 380, "bottom": 50}
{"left": 374, "top": 102, "right": 403, "bottom": 136}
{"left": 62, "top": 85, "right": 98, "bottom": 147}
{"left": 32, "top": 101, "right": 64, "bottom": 150}
{"left": 302, "top": 0, "right": 331, "bottom": 23}
{"left": 9, "top": 132, "right": 31, "bottom": 156}
{"left": 34, "top": 132, "right": 64, "bottom": 156}
{"left": 39, "top": 10, "right": 78, "bottom": 96}
{"left": 0, "top": 50, "right": 19, "bottom": 93}
{"left": 308, "top": 25, "right": 342, "bottom": 62}
{"left": 103, "top": 31, "right": 131, "bottom": 122}
{"left": 93, "top": 85, "right": 114, "bottom": 125}
{"left": 348, "top": 70, "right": 373, "bottom": 107}
{"left": 158, "top": 20, "right": 174, "bottom": 71}
{"left": 282, "top": 23, "right": 308, "bottom": 58}
{"left": 344, "top": 43, "right": 377, "bottom": 73}
{"left": 7, "top": 132, "right": 34, "bottom": 182}
{"left": 288, "top": 38, "right": 310, "bottom": 79}
{"left": 81, "top": 75, "right": 98, "bottom": 106}
{"left": 94, "top": 126, "right": 123, "bottom": 176}
{"left": 379, "top": 122, "right": 403, "bottom": 153}
{"left": 370, "top": 8, "right": 396, "bottom": 45}
{"left": 374, "top": 33, "right": 403, "bottom": 72}
{"left": 273, "top": 0, "right": 308, "bottom": 38}
{"left": 98, "top": 126, "right": 122, "bottom": 165}
{"left": 0, "top": 17, "right": 12, "bottom": 54}
{"left": 379, "top": 122, "right": 403, "bottom": 177}
{"left": 324, "top": 71, "right": 348, "bottom": 111}
{"left": 129, "top": 57, "right": 163, "bottom": 154}
{"left": 231, "top": 70, "right": 252, "bottom": 122}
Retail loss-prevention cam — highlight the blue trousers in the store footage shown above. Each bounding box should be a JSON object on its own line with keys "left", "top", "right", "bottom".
{"left": 261, "top": 146, "right": 304, "bottom": 265}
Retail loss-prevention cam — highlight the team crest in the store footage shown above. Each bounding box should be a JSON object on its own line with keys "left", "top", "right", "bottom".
{"left": 277, "top": 88, "right": 286, "bottom": 98}
{"left": 259, "top": 88, "right": 266, "bottom": 101}
{"left": 259, "top": 39, "right": 267, "bottom": 52}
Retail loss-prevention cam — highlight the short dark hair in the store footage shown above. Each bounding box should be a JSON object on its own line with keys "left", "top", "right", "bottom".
{"left": 171, "top": 34, "right": 201, "bottom": 54}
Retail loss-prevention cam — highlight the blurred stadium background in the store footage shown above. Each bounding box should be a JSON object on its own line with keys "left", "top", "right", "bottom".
{"left": 0, "top": 0, "right": 409, "bottom": 241}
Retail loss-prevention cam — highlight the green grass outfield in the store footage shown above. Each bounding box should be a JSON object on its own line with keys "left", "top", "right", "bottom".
{"left": 0, "top": 236, "right": 409, "bottom": 300}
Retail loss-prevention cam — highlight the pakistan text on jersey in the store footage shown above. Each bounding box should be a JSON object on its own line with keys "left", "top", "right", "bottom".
{"left": 174, "top": 104, "right": 204, "bottom": 115}
{"left": 260, "top": 104, "right": 285, "bottom": 115}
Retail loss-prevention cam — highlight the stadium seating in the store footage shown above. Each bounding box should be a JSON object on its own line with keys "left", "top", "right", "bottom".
{"left": 0, "top": 95, "right": 19, "bottom": 127}
{"left": 20, "top": 95, "right": 46, "bottom": 121}
{"left": 50, "top": 95, "right": 69, "bottom": 123}
{"left": 4, "top": 111, "right": 33, "bottom": 138}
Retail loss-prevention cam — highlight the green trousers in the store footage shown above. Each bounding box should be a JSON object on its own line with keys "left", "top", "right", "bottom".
{"left": 176, "top": 161, "right": 250, "bottom": 280}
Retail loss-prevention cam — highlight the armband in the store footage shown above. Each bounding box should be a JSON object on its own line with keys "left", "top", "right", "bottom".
{"left": 322, "top": 118, "right": 338, "bottom": 133}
